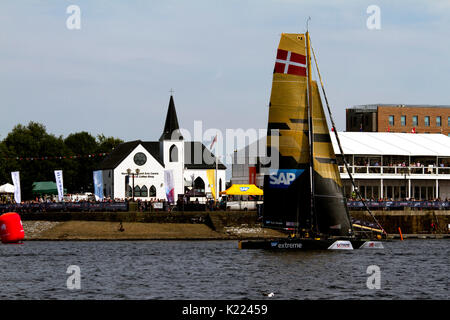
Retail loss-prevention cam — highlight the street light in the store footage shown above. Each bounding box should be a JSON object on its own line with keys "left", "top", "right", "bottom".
{"left": 127, "top": 168, "right": 140, "bottom": 201}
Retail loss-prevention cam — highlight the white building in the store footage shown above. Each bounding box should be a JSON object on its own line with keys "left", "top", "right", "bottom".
{"left": 98, "top": 96, "right": 226, "bottom": 201}
{"left": 231, "top": 132, "right": 450, "bottom": 200}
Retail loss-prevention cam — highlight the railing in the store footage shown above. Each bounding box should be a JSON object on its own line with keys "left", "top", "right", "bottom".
{"left": 0, "top": 201, "right": 129, "bottom": 213}
{"left": 339, "top": 166, "right": 450, "bottom": 175}
{"left": 347, "top": 200, "right": 449, "bottom": 209}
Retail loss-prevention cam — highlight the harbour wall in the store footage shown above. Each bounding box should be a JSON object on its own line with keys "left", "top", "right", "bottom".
{"left": 19, "top": 210, "right": 450, "bottom": 235}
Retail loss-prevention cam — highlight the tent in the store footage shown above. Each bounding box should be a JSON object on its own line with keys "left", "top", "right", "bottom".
{"left": 32, "top": 181, "right": 67, "bottom": 195}
{"left": 220, "top": 184, "right": 263, "bottom": 196}
{"left": 0, "top": 183, "right": 15, "bottom": 194}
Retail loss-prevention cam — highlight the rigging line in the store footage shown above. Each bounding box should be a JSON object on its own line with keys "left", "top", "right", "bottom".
{"left": 310, "top": 44, "right": 387, "bottom": 236}
{"left": 306, "top": 31, "right": 318, "bottom": 235}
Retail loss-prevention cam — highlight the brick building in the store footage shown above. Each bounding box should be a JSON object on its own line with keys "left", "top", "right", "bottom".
{"left": 346, "top": 104, "right": 450, "bottom": 136}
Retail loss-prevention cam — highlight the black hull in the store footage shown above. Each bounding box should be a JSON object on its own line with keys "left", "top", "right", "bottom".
{"left": 238, "top": 238, "right": 382, "bottom": 250}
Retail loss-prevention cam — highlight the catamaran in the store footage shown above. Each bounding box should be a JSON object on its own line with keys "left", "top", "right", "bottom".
{"left": 239, "top": 31, "right": 386, "bottom": 250}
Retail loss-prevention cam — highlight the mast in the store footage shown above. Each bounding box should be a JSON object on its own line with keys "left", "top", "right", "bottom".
{"left": 306, "top": 31, "right": 316, "bottom": 234}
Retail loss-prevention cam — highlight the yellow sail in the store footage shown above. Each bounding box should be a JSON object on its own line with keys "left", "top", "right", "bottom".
{"left": 264, "top": 33, "right": 312, "bottom": 231}
{"left": 267, "top": 33, "right": 309, "bottom": 166}
{"left": 311, "top": 81, "right": 342, "bottom": 186}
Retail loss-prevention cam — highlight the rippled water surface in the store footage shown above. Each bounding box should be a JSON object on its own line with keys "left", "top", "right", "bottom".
{"left": 0, "top": 240, "right": 448, "bottom": 299}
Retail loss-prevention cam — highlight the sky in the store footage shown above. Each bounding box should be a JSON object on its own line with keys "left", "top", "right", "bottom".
{"left": 1, "top": 0, "right": 449, "bottom": 154}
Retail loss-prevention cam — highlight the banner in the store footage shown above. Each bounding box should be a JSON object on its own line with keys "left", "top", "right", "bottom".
{"left": 54, "top": 170, "right": 64, "bottom": 201}
{"left": 249, "top": 167, "right": 256, "bottom": 185}
{"left": 206, "top": 169, "right": 216, "bottom": 200}
{"left": 164, "top": 170, "right": 175, "bottom": 204}
{"left": 93, "top": 170, "right": 104, "bottom": 201}
{"left": 11, "top": 171, "right": 21, "bottom": 204}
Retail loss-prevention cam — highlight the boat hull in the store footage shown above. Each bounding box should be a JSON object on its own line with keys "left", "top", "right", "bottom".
{"left": 238, "top": 238, "right": 383, "bottom": 250}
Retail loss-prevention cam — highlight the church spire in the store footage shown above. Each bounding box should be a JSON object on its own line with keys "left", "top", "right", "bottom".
{"left": 160, "top": 95, "right": 184, "bottom": 141}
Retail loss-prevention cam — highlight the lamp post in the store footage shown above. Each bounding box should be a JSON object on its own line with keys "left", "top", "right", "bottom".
{"left": 126, "top": 168, "right": 131, "bottom": 199}
{"left": 127, "top": 168, "right": 140, "bottom": 201}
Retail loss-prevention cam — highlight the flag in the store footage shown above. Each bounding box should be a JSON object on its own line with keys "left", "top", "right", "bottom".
{"left": 274, "top": 49, "right": 306, "bottom": 77}
{"left": 93, "top": 170, "right": 104, "bottom": 201}
{"left": 54, "top": 170, "right": 64, "bottom": 202}
{"left": 164, "top": 170, "right": 175, "bottom": 204}
{"left": 11, "top": 171, "right": 21, "bottom": 204}
{"left": 210, "top": 134, "right": 217, "bottom": 150}
{"left": 206, "top": 169, "right": 216, "bottom": 200}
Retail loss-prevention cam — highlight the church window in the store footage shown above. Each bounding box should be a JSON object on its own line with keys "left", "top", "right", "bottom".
{"left": 170, "top": 144, "right": 178, "bottom": 162}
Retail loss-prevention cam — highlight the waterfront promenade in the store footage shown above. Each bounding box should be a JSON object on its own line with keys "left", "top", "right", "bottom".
{"left": 18, "top": 209, "right": 450, "bottom": 241}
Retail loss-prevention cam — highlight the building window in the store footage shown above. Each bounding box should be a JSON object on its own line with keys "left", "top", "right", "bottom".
{"left": 401, "top": 115, "right": 406, "bottom": 126}
{"left": 412, "top": 116, "right": 418, "bottom": 126}
{"left": 141, "top": 185, "right": 148, "bottom": 197}
{"left": 436, "top": 116, "right": 441, "bottom": 127}
{"left": 388, "top": 115, "right": 394, "bottom": 126}
{"left": 126, "top": 185, "right": 132, "bottom": 198}
{"left": 169, "top": 144, "right": 178, "bottom": 162}
{"left": 134, "top": 186, "right": 141, "bottom": 197}
{"left": 424, "top": 116, "right": 430, "bottom": 127}
{"left": 149, "top": 185, "right": 156, "bottom": 197}
{"left": 448, "top": 116, "right": 450, "bottom": 127}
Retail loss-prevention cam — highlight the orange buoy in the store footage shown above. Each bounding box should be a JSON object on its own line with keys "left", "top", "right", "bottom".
{"left": 398, "top": 227, "right": 404, "bottom": 241}
{"left": 0, "top": 212, "right": 25, "bottom": 244}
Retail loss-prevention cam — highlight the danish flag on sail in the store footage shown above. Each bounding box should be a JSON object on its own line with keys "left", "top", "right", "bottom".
{"left": 274, "top": 49, "right": 306, "bottom": 76}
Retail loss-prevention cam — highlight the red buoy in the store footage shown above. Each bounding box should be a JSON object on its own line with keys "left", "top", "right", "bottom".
{"left": 0, "top": 212, "right": 25, "bottom": 244}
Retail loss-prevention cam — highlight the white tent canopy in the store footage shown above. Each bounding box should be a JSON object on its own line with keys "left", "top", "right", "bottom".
{"left": 331, "top": 132, "right": 450, "bottom": 157}
{"left": 0, "top": 183, "right": 15, "bottom": 193}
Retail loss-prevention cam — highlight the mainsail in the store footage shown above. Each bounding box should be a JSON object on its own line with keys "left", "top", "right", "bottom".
{"left": 263, "top": 32, "right": 352, "bottom": 237}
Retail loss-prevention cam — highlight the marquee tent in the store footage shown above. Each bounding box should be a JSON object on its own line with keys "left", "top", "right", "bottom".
{"left": 220, "top": 184, "right": 263, "bottom": 196}
{"left": 32, "top": 181, "right": 67, "bottom": 195}
{"left": 0, "top": 183, "right": 14, "bottom": 194}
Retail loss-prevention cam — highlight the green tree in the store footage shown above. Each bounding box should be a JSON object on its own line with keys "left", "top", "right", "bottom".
{"left": 1, "top": 122, "right": 69, "bottom": 200}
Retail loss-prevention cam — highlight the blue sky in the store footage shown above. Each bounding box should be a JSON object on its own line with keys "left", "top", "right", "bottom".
{"left": 1, "top": 0, "right": 449, "bottom": 148}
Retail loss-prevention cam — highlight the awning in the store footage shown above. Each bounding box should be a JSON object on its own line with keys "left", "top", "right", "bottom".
{"left": 32, "top": 181, "right": 67, "bottom": 195}
{"left": 220, "top": 184, "right": 263, "bottom": 196}
{"left": 0, "top": 183, "right": 15, "bottom": 193}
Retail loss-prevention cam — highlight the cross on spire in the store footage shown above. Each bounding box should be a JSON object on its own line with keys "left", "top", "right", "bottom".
{"left": 169, "top": 88, "right": 174, "bottom": 95}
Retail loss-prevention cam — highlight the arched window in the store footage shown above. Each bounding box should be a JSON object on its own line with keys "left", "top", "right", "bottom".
{"left": 194, "top": 177, "right": 205, "bottom": 192}
{"left": 126, "top": 185, "right": 132, "bottom": 198}
{"left": 141, "top": 185, "right": 148, "bottom": 197}
{"left": 219, "top": 178, "right": 223, "bottom": 193}
{"left": 149, "top": 185, "right": 156, "bottom": 197}
{"left": 169, "top": 144, "right": 178, "bottom": 162}
{"left": 134, "top": 185, "right": 141, "bottom": 197}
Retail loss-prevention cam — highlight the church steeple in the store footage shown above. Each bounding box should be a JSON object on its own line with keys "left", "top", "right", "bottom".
{"left": 160, "top": 95, "right": 184, "bottom": 141}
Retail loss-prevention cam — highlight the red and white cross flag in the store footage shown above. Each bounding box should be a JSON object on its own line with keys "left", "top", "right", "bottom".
{"left": 274, "top": 49, "right": 306, "bottom": 77}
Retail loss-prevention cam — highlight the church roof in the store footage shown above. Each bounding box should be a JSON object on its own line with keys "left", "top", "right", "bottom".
{"left": 98, "top": 140, "right": 164, "bottom": 170}
{"left": 184, "top": 142, "right": 227, "bottom": 170}
{"left": 160, "top": 95, "right": 184, "bottom": 141}
{"left": 98, "top": 140, "right": 226, "bottom": 170}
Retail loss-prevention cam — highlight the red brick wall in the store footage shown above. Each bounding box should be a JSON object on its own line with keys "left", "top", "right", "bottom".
{"left": 377, "top": 106, "right": 450, "bottom": 135}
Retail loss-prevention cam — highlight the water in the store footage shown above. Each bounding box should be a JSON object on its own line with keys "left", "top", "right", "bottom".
{"left": 0, "top": 240, "right": 448, "bottom": 300}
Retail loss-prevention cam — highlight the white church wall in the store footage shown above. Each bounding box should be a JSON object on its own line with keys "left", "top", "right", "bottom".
{"left": 163, "top": 140, "right": 185, "bottom": 201}
{"left": 113, "top": 144, "right": 165, "bottom": 200}
{"left": 184, "top": 169, "right": 226, "bottom": 199}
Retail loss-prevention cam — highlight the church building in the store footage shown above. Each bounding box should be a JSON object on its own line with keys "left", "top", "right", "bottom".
{"left": 98, "top": 96, "right": 226, "bottom": 201}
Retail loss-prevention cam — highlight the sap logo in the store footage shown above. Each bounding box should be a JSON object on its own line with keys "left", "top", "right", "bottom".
{"left": 271, "top": 242, "right": 279, "bottom": 247}
{"left": 269, "top": 169, "right": 304, "bottom": 188}
{"left": 239, "top": 187, "right": 249, "bottom": 192}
